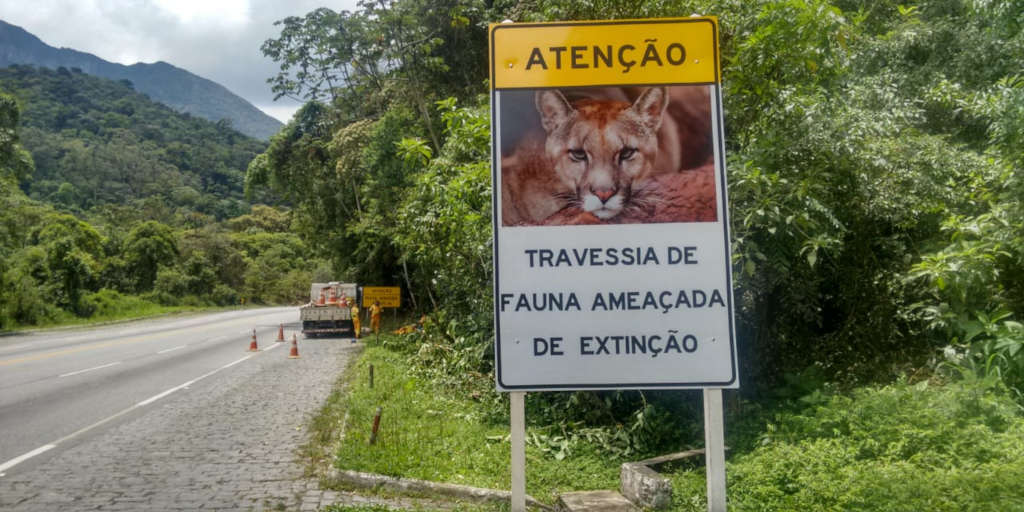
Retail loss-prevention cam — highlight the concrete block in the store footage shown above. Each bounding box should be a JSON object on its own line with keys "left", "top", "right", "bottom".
{"left": 621, "top": 462, "right": 672, "bottom": 510}
{"left": 556, "top": 490, "right": 639, "bottom": 512}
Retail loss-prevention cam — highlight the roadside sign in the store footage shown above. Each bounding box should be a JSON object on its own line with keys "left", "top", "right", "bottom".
{"left": 362, "top": 287, "right": 401, "bottom": 308}
{"left": 490, "top": 18, "right": 738, "bottom": 390}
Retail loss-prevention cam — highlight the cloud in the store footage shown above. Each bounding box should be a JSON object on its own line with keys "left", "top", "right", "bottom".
{"left": 256, "top": 102, "right": 303, "bottom": 124}
{"left": 152, "top": 0, "right": 250, "bottom": 26}
{"left": 0, "top": 0, "right": 359, "bottom": 122}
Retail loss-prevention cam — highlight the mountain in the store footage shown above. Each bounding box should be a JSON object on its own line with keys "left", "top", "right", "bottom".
{"left": 0, "top": 19, "right": 282, "bottom": 140}
{"left": 0, "top": 65, "right": 268, "bottom": 218}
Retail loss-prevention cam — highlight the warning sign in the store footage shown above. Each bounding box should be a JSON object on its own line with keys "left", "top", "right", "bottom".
{"left": 490, "top": 18, "right": 738, "bottom": 391}
{"left": 362, "top": 287, "right": 401, "bottom": 308}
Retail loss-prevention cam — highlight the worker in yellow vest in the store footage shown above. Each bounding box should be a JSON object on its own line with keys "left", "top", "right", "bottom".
{"left": 369, "top": 300, "right": 383, "bottom": 334}
{"left": 351, "top": 303, "right": 361, "bottom": 339}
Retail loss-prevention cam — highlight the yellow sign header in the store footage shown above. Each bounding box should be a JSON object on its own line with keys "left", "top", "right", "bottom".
{"left": 490, "top": 18, "right": 719, "bottom": 89}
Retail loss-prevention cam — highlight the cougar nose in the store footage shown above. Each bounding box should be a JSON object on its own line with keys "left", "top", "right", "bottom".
{"left": 591, "top": 186, "right": 617, "bottom": 203}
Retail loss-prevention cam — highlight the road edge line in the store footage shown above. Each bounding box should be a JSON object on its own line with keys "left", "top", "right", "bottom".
{"left": 0, "top": 444, "right": 56, "bottom": 473}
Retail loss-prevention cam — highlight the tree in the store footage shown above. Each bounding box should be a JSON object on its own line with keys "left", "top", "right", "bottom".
{"left": 261, "top": 7, "right": 350, "bottom": 104}
{"left": 123, "top": 221, "right": 178, "bottom": 291}
{"left": 0, "top": 92, "right": 34, "bottom": 186}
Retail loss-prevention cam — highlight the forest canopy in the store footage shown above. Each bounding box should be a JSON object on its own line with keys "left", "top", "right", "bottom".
{"left": 0, "top": 66, "right": 325, "bottom": 329}
{"left": 0, "top": 65, "right": 268, "bottom": 218}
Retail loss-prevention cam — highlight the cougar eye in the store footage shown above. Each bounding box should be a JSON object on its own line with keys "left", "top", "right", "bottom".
{"left": 618, "top": 147, "right": 637, "bottom": 163}
{"left": 568, "top": 149, "right": 588, "bottom": 162}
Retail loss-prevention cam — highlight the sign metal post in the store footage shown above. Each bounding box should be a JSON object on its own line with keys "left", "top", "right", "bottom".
{"left": 704, "top": 388, "right": 727, "bottom": 512}
{"left": 510, "top": 391, "right": 526, "bottom": 512}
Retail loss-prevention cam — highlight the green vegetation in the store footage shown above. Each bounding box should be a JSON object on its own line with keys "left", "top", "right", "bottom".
{"left": 670, "top": 379, "right": 1024, "bottom": 511}
{"left": 2, "top": 0, "right": 1023, "bottom": 507}
{"left": 0, "top": 189, "right": 326, "bottom": 329}
{"left": 318, "top": 343, "right": 620, "bottom": 500}
{"left": 318, "top": 335, "right": 1024, "bottom": 510}
{"left": 322, "top": 504, "right": 502, "bottom": 512}
{"left": 253, "top": 0, "right": 1024, "bottom": 508}
{"left": 0, "top": 71, "right": 325, "bottom": 330}
{"left": 253, "top": 0, "right": 1023, "bottom": 426}
{"left": 0, "top": 65, "right": 268, "bottom": 217}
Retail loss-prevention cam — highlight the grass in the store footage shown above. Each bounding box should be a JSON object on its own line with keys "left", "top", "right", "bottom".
{"left": 321, "top": 505, "right": 505, "bottom": 512}
{"left": 664, "top": 378, "right": 1024, "bottom": 511}
{"left": 307, "top": 331, "right": 1024, "bottom": 511}
{"left": 4, "top": 303, "right": 231, "bottom": 332}
{"left": 308, "top": 341, "right": 622, "bottom": 506}
{"left": 1, "top": 289, "right": 256, "bottom": 333}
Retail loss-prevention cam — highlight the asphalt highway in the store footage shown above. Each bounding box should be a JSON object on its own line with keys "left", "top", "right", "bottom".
{"left": 0, "top": 307, "right": 298, "bottom": 476}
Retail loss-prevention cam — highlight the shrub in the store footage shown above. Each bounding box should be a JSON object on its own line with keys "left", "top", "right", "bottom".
{"left": 209, "top": 284, "right": 239, "bottom": 306}
{"left": 81, "top": 288, "right": 160, "bottom": 320}
{"left": 1, "top": 265, "right": 61, "bottom": 327}
{"left": 154, "top": 266, "right": 189, "bottom": 297}
{"left": 672, "top": 379, "right": 1024, "bottom": 511}
{"left": 141, "top": 290, "right": 179, "bottom": 306}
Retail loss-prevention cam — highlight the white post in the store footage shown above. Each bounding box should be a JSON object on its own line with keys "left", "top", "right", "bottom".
{"left": 510, "top": 391, "right": 526, "bottom": 512}
{"left": 704, "top": 388, "right": 727, "bottom": 512}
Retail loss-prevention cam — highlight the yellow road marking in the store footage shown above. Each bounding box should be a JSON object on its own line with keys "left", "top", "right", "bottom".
{"left": 0, "top": 338, "right": 148, "bottom": 366}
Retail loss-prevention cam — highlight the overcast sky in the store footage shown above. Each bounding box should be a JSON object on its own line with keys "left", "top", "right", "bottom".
{"left": 0, "top": 0, "right": 359, "bottom": 123}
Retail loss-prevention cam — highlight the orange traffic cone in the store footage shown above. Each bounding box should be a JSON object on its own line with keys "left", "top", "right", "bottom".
{"left": 288, "top": 334, "right": 300, "bottom": 359}
{"left": 248, "top": 329, "right": 259, "bottom": 352}
{"left": 277, "top": 324, "right": 285, "bottom": 342}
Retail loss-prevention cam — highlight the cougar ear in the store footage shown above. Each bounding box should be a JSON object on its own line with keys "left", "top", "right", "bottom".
{"left": 535, "top": 90, "right": 575, "bottom": 133}
{"left": 631, "top": 86, "right": 669, "bottom": 133}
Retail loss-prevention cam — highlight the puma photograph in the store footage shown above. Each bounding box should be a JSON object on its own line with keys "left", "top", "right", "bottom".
{"left": 499, "top": 85, "right": 717, "bottom": 226}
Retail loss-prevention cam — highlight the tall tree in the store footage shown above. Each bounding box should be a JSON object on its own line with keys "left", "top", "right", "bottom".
{"left": 0, "top": 92, "right": 34, "bottom": 186}
{"left": 123, "top": 221, "right": 179, "bottom": 292}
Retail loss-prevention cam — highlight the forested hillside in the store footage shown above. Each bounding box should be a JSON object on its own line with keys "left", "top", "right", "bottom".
{"left": 0, "top": 68, "right": 326, "bottom": 329}
{"left": 0, "top": 19, "right": 284, "bottom": 140}
{"left": 0, "top": 65, "right": 266, "bottom": 218}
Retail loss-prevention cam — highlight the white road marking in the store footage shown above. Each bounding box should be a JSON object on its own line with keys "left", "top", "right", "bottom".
{"left": 0, "top": 313, "right": 295, "bottom": 367}
{"left": 136, "top": 354, "right": 254, "bottom": 407}
{"left": 1, "top": 350, "right": 264, "bottom": 474}
{"left": 136, "top": 386, "right": 185, "bottom": 407}
{"left": 0, "top": 444, "right": 56, "bottom": 473}
{"left": 59, "top": 362, "right": 122, "bottom": 378}
{"left": 218, "top": 355, "right": 254, "bottom": 370}
{"left": 157, "top": 345, "right": 187, "bottom": 354}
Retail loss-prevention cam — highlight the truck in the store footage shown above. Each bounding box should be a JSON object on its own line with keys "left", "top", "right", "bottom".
{"left": 300, "top": 282, "right": 359, "bottom": 337}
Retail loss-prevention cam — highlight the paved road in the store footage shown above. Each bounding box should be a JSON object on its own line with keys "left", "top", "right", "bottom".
{"left": 0, "top": 308, "right": 298, "bottom": 469}
{"left": 0, "top": 308, "right": 408, "bottom": 511}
